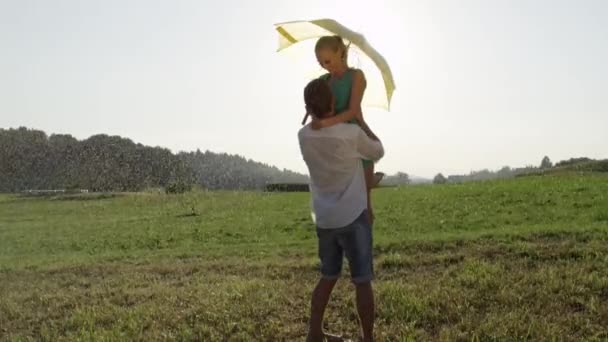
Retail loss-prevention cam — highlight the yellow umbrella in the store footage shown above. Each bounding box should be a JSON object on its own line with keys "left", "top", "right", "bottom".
{"left": 274, "top": 18, "right": 396, "bottom": 110}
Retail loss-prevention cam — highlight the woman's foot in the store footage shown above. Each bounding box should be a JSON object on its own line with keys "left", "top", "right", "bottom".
{"left": 372, "top": 172, "right": 384, "bottom": 188}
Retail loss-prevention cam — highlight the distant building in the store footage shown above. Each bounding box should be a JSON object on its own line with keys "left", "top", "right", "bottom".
{"left": 264, "top": 183, "right": 309, "bottom": 192}
{"left": 22, "top": 189, "right": 89, "bottom": 196}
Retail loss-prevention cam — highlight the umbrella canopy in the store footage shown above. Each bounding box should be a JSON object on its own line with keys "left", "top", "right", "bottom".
{"left": 275, "top": 18, "right": 396, "bottom": 110}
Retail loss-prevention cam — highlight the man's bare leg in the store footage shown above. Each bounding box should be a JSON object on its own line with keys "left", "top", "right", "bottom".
{"left": 355, "top": 281, "right": 375, "bottom": 342}
{"left": 307, "top": 278, "right": 339, "bottom": 342}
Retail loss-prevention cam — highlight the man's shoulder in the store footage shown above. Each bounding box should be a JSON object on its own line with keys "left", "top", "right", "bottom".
{"left": 298, "top": 124, "right": 312, "bottom": 138}
{"left": 333, "top": 122, "right": 363, "bottom": 137}
{"left": 299, "top": 123, "right": 361, "bottom": 140}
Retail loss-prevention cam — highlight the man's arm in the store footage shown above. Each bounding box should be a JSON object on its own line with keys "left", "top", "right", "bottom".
{"left": 355, "top": 125, "right": 384, "bottom": 162}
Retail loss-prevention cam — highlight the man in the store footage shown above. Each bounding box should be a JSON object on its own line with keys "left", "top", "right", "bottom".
{"left": 298, "top": 78, "right": 384, "bottom": 342}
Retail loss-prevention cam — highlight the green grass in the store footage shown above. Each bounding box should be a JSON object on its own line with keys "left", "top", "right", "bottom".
{"left": 1, "top": 173, "right": 608, "bottom": 340}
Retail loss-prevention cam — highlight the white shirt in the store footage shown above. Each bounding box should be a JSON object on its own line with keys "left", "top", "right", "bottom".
{"left": 298, "top": 123, "right": 385, "bottom": 229}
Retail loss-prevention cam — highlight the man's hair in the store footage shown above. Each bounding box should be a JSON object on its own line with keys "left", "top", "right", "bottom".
{"left": 304, "top": 78, "right": 333, "bottom": 118}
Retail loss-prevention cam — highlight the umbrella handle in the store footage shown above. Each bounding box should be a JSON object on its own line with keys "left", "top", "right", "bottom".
{"left": 301, "top": 113, "right": 310, "bottom": 125}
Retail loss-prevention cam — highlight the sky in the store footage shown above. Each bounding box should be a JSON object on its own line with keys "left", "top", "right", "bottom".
{"left": 1, "top": 0, "right": 607, "bottom": 178}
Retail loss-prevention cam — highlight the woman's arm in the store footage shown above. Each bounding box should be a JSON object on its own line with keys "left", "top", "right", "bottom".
{"left": 312, "top": 69, "right": 367, "bottom": 129}
{"left": 358, "top": 119, "right": 379, "bottom": 141}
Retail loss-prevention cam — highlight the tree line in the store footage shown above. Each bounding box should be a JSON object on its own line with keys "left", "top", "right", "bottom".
{"left": 439, "top": 156, "right": 606, "bottom": 184}
{"left": 0, "top": 127, "right": 308, "bottom": 193}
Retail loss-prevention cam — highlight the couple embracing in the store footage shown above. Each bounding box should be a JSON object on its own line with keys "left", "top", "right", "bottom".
{"left": 298, "top": 35, "right": 385, "bottom": 342}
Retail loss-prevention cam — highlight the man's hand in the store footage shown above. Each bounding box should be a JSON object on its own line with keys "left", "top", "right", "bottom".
{"left": 311, "top": 118, "right": 325, "bottom": 130}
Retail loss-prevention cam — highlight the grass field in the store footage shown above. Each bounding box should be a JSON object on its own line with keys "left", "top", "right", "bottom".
{"left": 1, "top": 173, "right": 608, "bottom": 341}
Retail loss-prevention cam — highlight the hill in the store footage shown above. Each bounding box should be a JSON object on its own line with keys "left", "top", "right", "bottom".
{"left": 0, "top": 127, "right": 308, "bottom": 192}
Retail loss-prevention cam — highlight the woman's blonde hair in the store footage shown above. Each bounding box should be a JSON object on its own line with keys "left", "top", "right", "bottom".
{"left": 315, "top": 35, "right": 350, "bottom": 65}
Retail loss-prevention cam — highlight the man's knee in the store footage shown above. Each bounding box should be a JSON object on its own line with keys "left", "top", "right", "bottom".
{"left": 314, "top": 278, "right": 338, "bottom": 297}
{"left": 318, "top": 277, "right": 338, "bottom": 288}
{"left": 354, "top": 280, "right": 373, "bottom": 290}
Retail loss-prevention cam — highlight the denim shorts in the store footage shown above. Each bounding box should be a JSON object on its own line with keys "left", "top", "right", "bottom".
{"left": 316, "top": 210, "right": 374, "bottom": 284}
